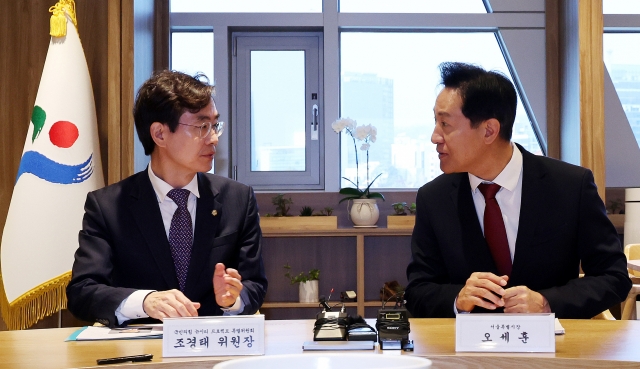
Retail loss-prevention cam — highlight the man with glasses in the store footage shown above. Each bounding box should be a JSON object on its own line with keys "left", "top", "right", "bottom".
{"left": 67, "top": 70, "right": 267, "bottom": 327}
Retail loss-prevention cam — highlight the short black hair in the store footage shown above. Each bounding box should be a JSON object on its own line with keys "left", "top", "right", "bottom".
{"left": 439, "top": 62, "right": 516, "bottom": 141}
{"left": 133, "top": 70, "right": 215, "bottom": 155}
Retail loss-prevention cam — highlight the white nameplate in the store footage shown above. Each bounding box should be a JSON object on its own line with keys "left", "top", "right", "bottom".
{"left": 455, "top": 313, "right": 555, "bottom": 352}
{"left": 163, "top": 315, "right": 265, "bottom": 357}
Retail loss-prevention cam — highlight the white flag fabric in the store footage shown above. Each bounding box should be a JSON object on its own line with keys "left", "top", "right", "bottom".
{"left": 0, "top": 1, "right": 103, "bottom": 330}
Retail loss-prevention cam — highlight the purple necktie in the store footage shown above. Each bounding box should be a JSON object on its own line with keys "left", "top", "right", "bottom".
{"left": 478, "top": 183, "right": 512, "bottom": 277}
{"left": 167, "top": 189, "right": 193, "bottom": 291}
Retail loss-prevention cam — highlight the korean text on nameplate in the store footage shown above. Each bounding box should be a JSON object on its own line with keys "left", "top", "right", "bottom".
{"left": 162, "top": 315, "right": 265, "bottom": 357}
{"left": 455, "top": 313, "right": 555, "bottom": 353}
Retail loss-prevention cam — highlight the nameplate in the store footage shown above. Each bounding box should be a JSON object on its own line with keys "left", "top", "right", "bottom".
{"left": 455, "top": 313, "right": 555, "bottom": 352}
{"left": 162, "top": 315, "right": 265, "bottom": 357}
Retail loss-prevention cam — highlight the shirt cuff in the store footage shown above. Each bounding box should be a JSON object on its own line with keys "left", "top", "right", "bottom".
{"left": 221, "top": 296, "right": 245, "bottom": 315}
{"left": 453, "top": 297, "right": 470, "bottom": 315}
{"left": 115, "top": 290, "right": 155, "bottom": 325}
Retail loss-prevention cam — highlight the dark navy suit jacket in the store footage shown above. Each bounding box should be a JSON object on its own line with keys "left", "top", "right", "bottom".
{"left": 67, "top": 170, "right": 267, "bottom": 327}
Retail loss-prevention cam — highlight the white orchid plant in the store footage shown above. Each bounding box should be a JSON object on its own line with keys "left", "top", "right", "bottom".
{"left": 331, "top": 117, "right": 385, "bottom": 203}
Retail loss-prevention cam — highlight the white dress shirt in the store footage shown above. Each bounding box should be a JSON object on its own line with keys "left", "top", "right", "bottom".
{"left": 455, "top": 144, "right": 524, "bottom": 314}
{"left": 114, "top": 164, "right": 242, "bottom": 324}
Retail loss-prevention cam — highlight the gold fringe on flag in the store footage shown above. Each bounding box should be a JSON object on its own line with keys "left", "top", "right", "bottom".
{"left": 49, "top": 0, "right": 77, "bottom": 37}
{"left": 0, "top": 272, "right": 71, "bottom": 330}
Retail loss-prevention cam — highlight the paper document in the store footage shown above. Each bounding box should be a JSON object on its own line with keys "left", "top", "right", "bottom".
{"left": 554, "top": 318, "right": 565, "bottom": 335}
{"left": 66, "top": 325, "right": 163, "bottom": 341}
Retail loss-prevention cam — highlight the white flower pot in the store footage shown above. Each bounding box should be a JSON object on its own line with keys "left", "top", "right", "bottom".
{"left": 299, "top": 280, "right": 319, "bottom": 303}
{"left": 349, "top": 199, "right": 380, "bottom": 226}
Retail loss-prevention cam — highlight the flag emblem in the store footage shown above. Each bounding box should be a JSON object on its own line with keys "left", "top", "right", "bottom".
{"left": 0, "top": 0, "right": 104, "bottom": 330}
{"left": 15, "top": 104, "right": 94, "bottom": 185}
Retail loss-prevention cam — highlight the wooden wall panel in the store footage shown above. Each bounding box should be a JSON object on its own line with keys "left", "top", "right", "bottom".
{"left": 578, "top": 0, "right": 605, "bottom": 200}
{"left": 546, "top": 0, "right": 561, "bottom": 159}
{"left": 107, "top": 0, "right": 122, "bottom": 185}
{"left": 76, "top": 0, "right": 109, "bottom": 184}
{"left": 0, "top": 0, "right": 52, "bottom": 332}
{"left": 106, "top": 0, "right": 135, "bottom": 183}
{"left": 154, "top": 0, "right": 170, "bottom": 72}
{"left": 121, "top": 0, "right": 135, "bottom": 179}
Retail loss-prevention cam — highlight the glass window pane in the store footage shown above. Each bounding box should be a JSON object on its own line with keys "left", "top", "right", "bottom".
{"left": 604, "top": 33, "right": 640, "bottom": 148}
{"left": 171, "top": 0, "right": 321, "bottom": 13}
{"left": 171, "top": 32, "right": 214, "bottom": 81}
{"left": 340, "top": 32, "right": 541, "bottom": 190}
{"left": 604, "top": 0, "right": 640, "bottom": 14}
{"left": 251, "top": 51, "right": 306, "bottom": 171}
{"left": 171, "top": 31, "right": 215, "bottom": 173}
{"left": 340, "top": 0, "right": 486, "bottom": 13}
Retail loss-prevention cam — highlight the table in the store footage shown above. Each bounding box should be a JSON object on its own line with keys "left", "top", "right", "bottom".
{"left": 2, "top": 319, "right": 640, "bottom": 369}
{"left": 628, "top": 259, "right": 640, "bottom": 273}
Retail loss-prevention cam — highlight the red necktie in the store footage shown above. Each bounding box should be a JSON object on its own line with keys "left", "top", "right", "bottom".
{"left": 478, "top": 183, "right": 512, "bottom": 277}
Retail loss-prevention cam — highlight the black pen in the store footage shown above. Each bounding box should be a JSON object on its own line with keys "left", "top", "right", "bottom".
{"left": 96, "top": 354, "right": 153, "bottom": 365}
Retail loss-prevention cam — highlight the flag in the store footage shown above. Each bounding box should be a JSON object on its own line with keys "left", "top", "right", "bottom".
{"left": 0, "top": 0, "right": 104, "bottom": 330}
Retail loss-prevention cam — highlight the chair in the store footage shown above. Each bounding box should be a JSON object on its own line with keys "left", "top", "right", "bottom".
{"left": 592, "top": 309, "right": 615, "bottom": 320}
{"left": 621, "top": 244, "right": 640, "bottom": 320}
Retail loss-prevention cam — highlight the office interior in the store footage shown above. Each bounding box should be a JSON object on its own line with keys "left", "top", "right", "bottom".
{"left": 1, "top": 0, "right": 638, "bottom": 330}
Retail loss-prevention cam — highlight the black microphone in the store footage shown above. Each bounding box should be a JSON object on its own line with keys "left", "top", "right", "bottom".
{"left": 319, "top": 295, "right": 332, "bottom": 311}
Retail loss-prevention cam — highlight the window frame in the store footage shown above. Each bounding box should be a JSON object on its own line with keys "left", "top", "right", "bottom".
{"left": 602, "top": 11, "right": 640, "bottom": 187}
{"left": 168, "top": 0, "right": 546, "bottom": 191}
{"left": 232, "top": 32, "right": 325, "bottom": 190}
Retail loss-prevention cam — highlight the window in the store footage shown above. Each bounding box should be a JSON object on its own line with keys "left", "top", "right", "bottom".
{"left": 340, "top": 32, "right": 542, "bottom": 189}
{"left": 170, "top": 0, "right": 321, "bottom": 13}
{"left": 339, "top": 0, "right": 486, "bottom": 13}
{"left": 170, "top": 31, "right": 215, "bottom": 173}
{"left": 604, "top": 0, "right": 640, "bottom": 14}
{"left": 604, "top": 34, "right": 640, "bottom": 148}
{"left": 167, "top": 1, "right": 546, "bottom": 191}
{"left": 233, "top": 34, "right": 324, "bottom": 190}
{"left": 603, "top": 3, "right": 640, "bottom": 187}
{"left": 171, "top": 32, "right": 214, "bottom": 80}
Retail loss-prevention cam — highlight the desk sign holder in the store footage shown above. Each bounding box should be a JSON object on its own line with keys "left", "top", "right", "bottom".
{"left": 163, "top": 315, "right": 265, "bottom": 357}
{"left": 455, "top": 313, "right": 555, "bottom": 353}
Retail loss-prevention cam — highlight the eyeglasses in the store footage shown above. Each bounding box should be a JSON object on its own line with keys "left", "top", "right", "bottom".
{"left": 178, "top": 121, "right": 224, "bottom": 138}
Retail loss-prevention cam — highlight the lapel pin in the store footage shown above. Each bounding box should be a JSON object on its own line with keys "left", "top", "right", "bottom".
{"left": 212, "top": 210, "right": 218, "bottom": 216}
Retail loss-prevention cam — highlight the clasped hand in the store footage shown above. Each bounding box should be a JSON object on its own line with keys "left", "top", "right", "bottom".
{"left": 455, "top": 272, "right": 550, "bottom": 313}
{"left": 142, "top": 263, "right": 243, "bottom": 320}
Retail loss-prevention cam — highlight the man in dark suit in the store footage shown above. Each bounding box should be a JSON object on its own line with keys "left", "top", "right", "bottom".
{"left": 67, "top": 70, "right": 267, "bottom": 327}
{"left": 405, "top": 62, "right": 630, "bottom": 319}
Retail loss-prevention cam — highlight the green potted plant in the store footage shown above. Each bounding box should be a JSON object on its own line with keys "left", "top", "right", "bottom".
{"left": 260, "top": 195, "right": 338, "bottom": 231}
{"left": 391, "top": 202, "right": 408, "bottom": 215}
{"left": 318, "top": 207, "right": 333, "bottom": 216}
{"left": 331, "top": 117, "right": 385, "bottom": 227}
{"left": 387, "top": 202, "right": 417, "bottom": 229}
{"left": 272, "top": 193, "right": 293, "bottom": 217}
{"left": 284, "top": 263, "right": 320, "bottom": 303}
{"left": 299, "top": 206, "right": 314, "bottom": 216}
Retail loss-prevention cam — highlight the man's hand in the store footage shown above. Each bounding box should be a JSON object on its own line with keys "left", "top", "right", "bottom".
{"left": 213, "top": 263, "right": 244, "bottom": 308}
{"left": 143, "top": 290, "right": 200, "bottom": 320}
{"left": 456, "top": 272, "right": 509, "bottom": 312}
{"left": 503, "top": 286, "right": 551, "bottom": 313}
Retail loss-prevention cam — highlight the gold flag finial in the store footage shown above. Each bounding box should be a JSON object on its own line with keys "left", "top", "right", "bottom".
{"left": 49, "top": 0, "right": 77, "bottom": 38}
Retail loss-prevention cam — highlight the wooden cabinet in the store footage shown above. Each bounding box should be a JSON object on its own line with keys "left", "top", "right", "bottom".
{"left": 260, "top": 228, "right": 412, "bottom": 319}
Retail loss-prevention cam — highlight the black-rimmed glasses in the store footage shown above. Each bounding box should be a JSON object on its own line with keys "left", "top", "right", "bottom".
{"left": 178, "top": 121, "right": 224, "bottom": 138}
